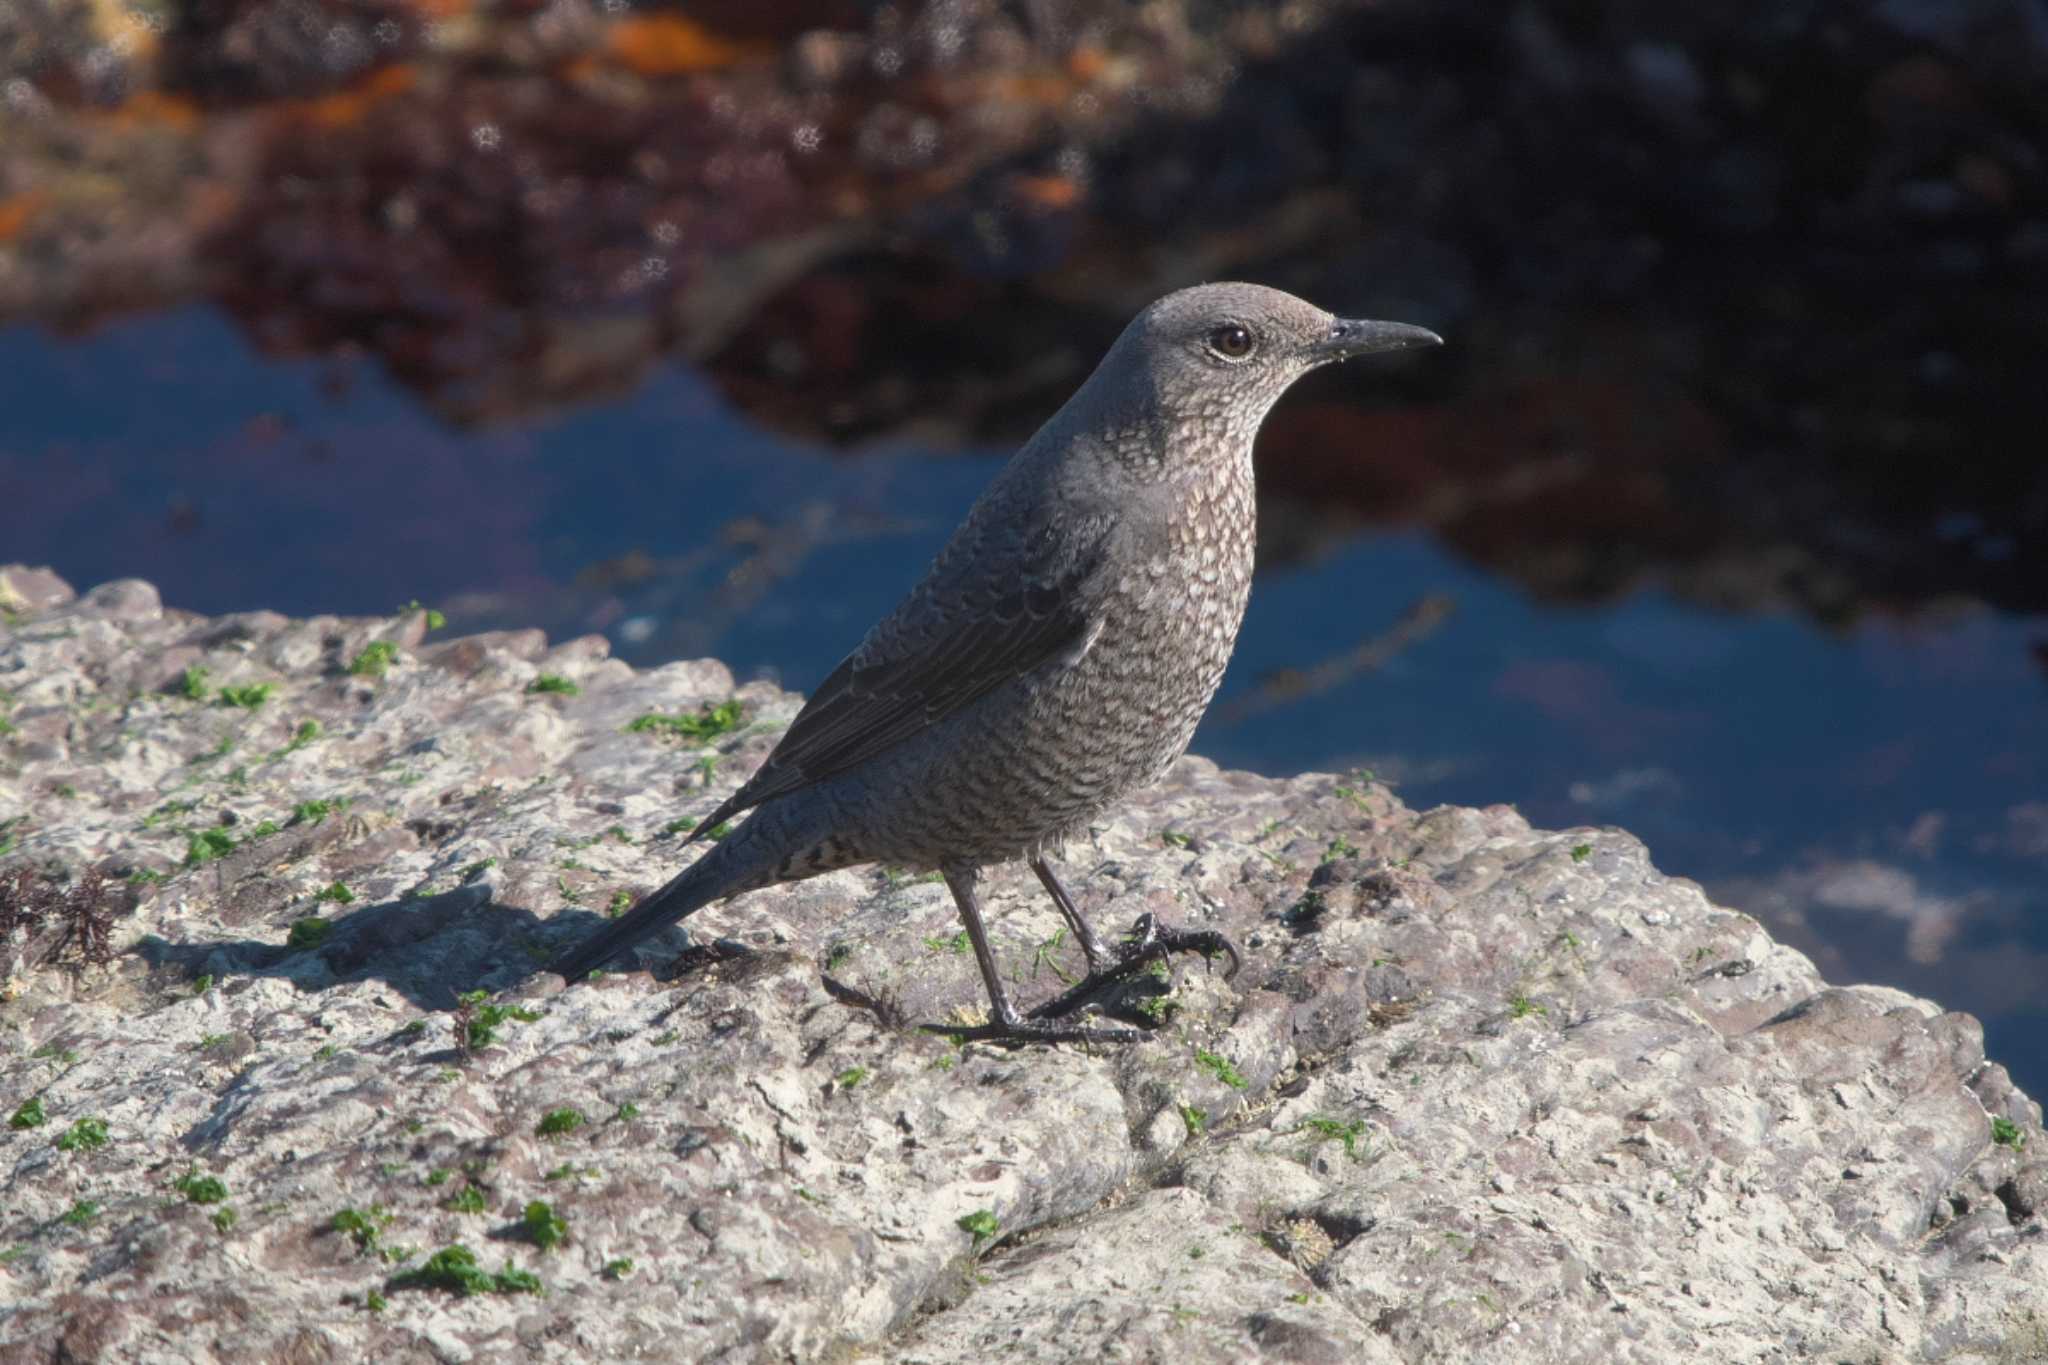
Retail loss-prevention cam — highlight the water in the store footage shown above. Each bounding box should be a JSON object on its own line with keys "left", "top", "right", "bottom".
{"left": 4, "top": 305, "right": 2043, "bottom": 1097}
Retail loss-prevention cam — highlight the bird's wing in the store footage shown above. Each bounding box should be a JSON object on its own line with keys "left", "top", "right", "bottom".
{"left": 691, "top": 544, "right": 1106, "bottom": 837}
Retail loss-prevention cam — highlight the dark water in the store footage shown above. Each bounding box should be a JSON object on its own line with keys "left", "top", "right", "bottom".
{"left": 5, "top": 306, "right": 2044, "bottom": 1097}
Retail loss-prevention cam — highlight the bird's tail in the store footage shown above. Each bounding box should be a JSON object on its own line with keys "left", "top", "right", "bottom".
{"left": 547, "top": 858, "right": 726, "bottom": 984}
{"left": 547, "top": 796, "right": 850, "bottom": 983}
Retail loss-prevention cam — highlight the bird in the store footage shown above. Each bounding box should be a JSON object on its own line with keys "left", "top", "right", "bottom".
{"left": 550, "top": 282, "right": 1442, "bottom": 1043}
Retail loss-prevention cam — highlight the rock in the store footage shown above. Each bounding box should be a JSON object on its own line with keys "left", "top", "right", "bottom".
{"left": 0, "top": 566, "right": 75, "bottom": 615}
{"left": 1, "top": 569, "right": 2043, "bottom": 1361}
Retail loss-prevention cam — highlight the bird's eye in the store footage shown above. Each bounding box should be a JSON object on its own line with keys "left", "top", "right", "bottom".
{"left": 1206, "top": 323, "right": 1255, "bottom": 360}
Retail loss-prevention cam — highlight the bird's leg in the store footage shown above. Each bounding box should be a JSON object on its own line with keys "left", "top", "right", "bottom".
{"left": 1031, "top": 856, "right": 1115, "bottom": 972}
{"left": 923, "top": 865, "right": 1141, "bottom": 1046}
{"left": 1025, "top": 862, "right": 1242, "bottom": 1022}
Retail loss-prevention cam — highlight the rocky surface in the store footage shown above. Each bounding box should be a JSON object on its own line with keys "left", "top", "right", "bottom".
{"left": 1, "top": 565, "right": 2043, "bottom": 1362}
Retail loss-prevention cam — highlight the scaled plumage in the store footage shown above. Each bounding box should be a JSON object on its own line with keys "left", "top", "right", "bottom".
{"left": 551, "top": 283, "right": 1441, "bottom": 1042}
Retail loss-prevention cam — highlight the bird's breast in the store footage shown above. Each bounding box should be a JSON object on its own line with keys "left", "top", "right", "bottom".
{"left": 842, "top": 463, "right": 1256, "bottom": 865}
{"left": 1047, "top": 464, "right": 1256, "bottom": 746}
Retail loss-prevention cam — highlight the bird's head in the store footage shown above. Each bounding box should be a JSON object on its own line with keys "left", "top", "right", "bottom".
{"left": 1080, "top": 282, "right": 1441, "bottom": 457}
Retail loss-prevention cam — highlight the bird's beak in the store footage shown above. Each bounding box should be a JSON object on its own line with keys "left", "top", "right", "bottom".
{"left": 1317, "top": 318, "right": 1444, "bottom": 361}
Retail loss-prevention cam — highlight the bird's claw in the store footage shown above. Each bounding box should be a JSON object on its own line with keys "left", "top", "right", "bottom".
{"left": 921, "top": 1018, "right": 1144, "bottom": 1047}
{"left": 1028, "top": 913, "right": 1241, "bottom": 1021}
{"left": 1122, "top": 911, "right": 1242, "bottom": 981}
{"left": 823, "top": 973, "right": 1145, "bottom": 1044}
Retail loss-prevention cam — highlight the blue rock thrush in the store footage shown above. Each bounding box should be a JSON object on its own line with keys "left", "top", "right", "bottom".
{"left": 550, "top": 282, "right": 1442, "bottom": 1042}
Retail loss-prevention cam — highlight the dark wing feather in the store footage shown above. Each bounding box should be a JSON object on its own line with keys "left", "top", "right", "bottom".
{"left": 690, "top": 567, "right": 1101, "bottom": 838}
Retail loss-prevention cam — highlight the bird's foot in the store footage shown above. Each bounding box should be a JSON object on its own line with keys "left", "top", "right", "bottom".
{"left": 824, "top": 974, "right": 1143, "bottom": 1045}
{"left": 921, "top": 1016, "right": 1143, "bottom": 1047}
{"left": 1029, "top": 913, "right": 1240, "bottom": 1021}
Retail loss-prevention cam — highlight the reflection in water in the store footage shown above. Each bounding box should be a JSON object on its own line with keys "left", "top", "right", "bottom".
{"left": 6, "top": 0, "right": 2044, "bottom": 628}
{"left": 5, "top": 306, "right": 2043, "bottom": 1097}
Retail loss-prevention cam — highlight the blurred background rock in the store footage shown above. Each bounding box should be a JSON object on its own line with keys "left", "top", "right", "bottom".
{"left": 2, "top": 0, "right": 2042, "bottom": 1088}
